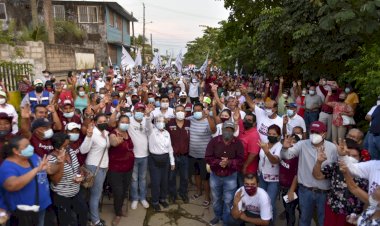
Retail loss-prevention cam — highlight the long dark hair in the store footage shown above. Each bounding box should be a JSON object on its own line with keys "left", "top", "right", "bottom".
{"left": 2, "top": 136, "right": 25, "bottom": 158}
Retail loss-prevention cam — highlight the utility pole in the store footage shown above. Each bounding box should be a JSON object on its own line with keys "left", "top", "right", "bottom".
{"left": 142, "top": 3, "right": 145, "bottom": 65}
{"left": 44, "top": 0, "right": 55, "bottom": 44}
{"left": 131, "top": 12, "right": 135, "bottom": 54}
{"left": 150, "top": 33, "right": 153, "bottom": 54}
{"left": 31, "top": 0, "right": 38, "bottom": 29}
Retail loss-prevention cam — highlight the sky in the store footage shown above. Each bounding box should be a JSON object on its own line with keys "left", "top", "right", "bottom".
{"left": 117, "top": 0, "right": 230, "bottom": 56}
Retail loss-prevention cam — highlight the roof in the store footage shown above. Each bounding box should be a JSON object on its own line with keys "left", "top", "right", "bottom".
{"left": 53, "top": 0, "right": 138, "bottom": 22}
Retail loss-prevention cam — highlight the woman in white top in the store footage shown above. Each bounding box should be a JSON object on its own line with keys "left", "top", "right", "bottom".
{"left": 211, "top": 107, "right": 239, "bottom": 138}
{"left": 80, "top": 113, "right": 110, "bottom": 226}
{"left": 147, "top": 116, "right": 175, "bottom": 212}
{"left": 258, "top": 124, "right": 282, "bottom": 226}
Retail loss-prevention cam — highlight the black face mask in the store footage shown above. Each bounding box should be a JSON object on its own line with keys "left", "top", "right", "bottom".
{"left": 243, "top": 121, "right": 254, "bottom": 130}
{"left": 132, "top": 99, "right": 139, "bottom": 105}
{"left": 332, "top": 89, "right": 337, "bottom": 94}
{"left": 180, "top": 98, "right": 187, "bottom": 103}
{"left": 97, "top": 123, "right": 108, "bottom": 131}
{"left": 268, "top": 136, "right": 278, "bottom": 144}
{"left": 35, "top": 86, "right": 44, "bottom": 93}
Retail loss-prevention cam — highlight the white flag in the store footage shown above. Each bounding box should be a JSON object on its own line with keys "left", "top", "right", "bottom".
{"left": 199, "top": 53, "right": 209, "bottom": 74}
{"left": 108, "top": 56, "right": 112, "bottom": 66}
{"left": 121, "top": 46, "right": 135, "bottom": 69}
{"left": 165, "top": 52, "right": 172, "bottom": 69}
{"left": 151, "top": 52, "right": 161, "bottom": 68}
{"left": 175, "top": 50, "right": 183, "bottom": 72}
{"left": 134, "top": 49, "right": 142, "bottom": 67}
{"left": 234, "top": 59, "right": 238, "bottom": 75}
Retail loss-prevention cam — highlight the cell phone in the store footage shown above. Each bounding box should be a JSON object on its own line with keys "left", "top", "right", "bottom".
{"left": 283, "top": 192, "right": 298, "bottom": 203}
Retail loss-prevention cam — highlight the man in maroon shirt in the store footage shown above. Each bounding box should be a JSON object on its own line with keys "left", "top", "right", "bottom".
{"left": 166, "top": 105, "right": 190, "bottom": 203}
{"left": 29, "top": 118, "right": 54, "bottom": 157}
{"left": 205, "top": 121, "right": 244, "bottom": 225}
{"left": 58, "top": 99, "right": 82, "bottom": 130}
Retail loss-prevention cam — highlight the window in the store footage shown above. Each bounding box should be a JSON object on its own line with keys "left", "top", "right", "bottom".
{"left": 109, "top": 11, "right": 114, "bottom": 27}
{"left": 78, "top": 6, "right": 98, "bottom": 23}
{"left": 53, "top": 5, "right": 65, "bottom": 21}
{"left": 117, "top": 16, "right": 122, "bottom": 31}
{"left": 0, "top": 3, "right": 7, "bottom": 20}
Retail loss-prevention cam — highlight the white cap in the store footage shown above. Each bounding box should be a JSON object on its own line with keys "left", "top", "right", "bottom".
{"left": 66, "top": 122, "right": 81, "bottom": 131}
{"left": 179, "top": 91, "right": 187, "bottom": 97}
{"left": 33, "top": 79, "right": 44, "bottom": 86}
{"left": 92, "top": 69, "right": 97, "bottom": 73}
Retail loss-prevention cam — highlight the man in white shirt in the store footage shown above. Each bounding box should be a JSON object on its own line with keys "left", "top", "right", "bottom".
{"left": 128, "top": 103, "right": 154, "bottom": 210}
{"left": 0, "top": 91, "right": 18, "bottom": 134}
{"left": 228, "top": 173, "right": 272, "bottom": 226}
{"left": 151, "top": 95, "right": 175, "bottom": 120}
{"left": 283, "top": 103, "right": 306, "bottom": 138}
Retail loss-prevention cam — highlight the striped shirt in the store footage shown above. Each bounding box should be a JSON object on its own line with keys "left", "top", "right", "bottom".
{"left": 189, "top": 117, "right": 212, "bottom": 158}
{"left": 48, "top": 150, "right": 80, "bottom": 197}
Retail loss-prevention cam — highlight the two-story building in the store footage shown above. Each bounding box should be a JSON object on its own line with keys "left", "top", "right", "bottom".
{"left": 0, "top": 0, "right": 137, "bottom": 67}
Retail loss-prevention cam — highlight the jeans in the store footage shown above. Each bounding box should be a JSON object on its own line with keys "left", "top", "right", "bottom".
{"left": 108, "top": 170, "right": 133, "bottom": 216}
{"left": 305, "top": 111, "right": 320, "bottom": 132}
{"left": 148, "top": 154, "right": 169, "bottom": 205}
{"left": 86, "top": 165, "right": 108, "bottom": 224}
{"left": 168, "top": 155, "right": 189, "bottom": 198}
{"left": 368, "top": 133, "right": 380, "bottom": 160}
{"left": 226, "top": 211, "right": 261, "bottom": 226}
{"left": 52, "top": 191, "right": 88, "bottom": 226}
{"left": 131, "top": 157, "right": 148, "bottom": 201}
{"left": 281, "top": 187, "right": 300, "bottom": 226}
{"left": 259, "top": 174, "right": 279, "bottom": 226}
{"left": 237, "top": 172, "right": 244, "bottom": 189}
{"left": 298, "top": 184, "right": 326, "bottom": 226}
{"left": 210, "top": 172, "right": 237, "bottom": 225}
{"left": 319, "top": 112, "right": 332, "bottom": 141}
{"left": 38, "top": 210, "right": 45, "bottom": 226}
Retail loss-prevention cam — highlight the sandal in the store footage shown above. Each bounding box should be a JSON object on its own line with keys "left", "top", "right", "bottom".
{"left": 202, "top": 200, "right": 210, "bottom": 208}
{"left": 191, "top": 193, "right": 202, "bottom": 200}
{"left": 112, "top": 216, "right": 121, "bottom": 226}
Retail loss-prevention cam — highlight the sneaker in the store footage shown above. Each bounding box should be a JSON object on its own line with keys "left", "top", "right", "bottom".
{"left": 141, "top": 200, "right": 150, "bottom": 208}
{"left": 94, "top": 220, "right": 106, "bottom": 226}
{"left": 209, "top": 217, "right": 219, "bottom": 226}
{"left": 152, "top": 204, "right": 161, "bottom": 212}
{"left": 159, "top": 200, "right": 169, "bottom": 208}
{"left": 131, "top": 201, "right": 138, "bottom": 210}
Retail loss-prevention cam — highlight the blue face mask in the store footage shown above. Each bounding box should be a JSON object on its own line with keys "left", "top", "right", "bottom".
{"left": 125, "top": 112, "right": 132, "bottom": 118}
{"left": 63, "top": 111, "right": 74, "bottom": 118}
{"left": 112, "top": 99, "right": 119, "bottom": 106}
{"left": 193, "top": 111, "right": 203, "bottom": 120}
{"left": 119, "top": 123, "right": 129, "bottom": 131}
{"left": 21, "top": 145, "right": 34, "bottom": 158}
{"left": 68, "top": 133, "right": 80, "bottom": 142}
{"left": 155, "top": 101, "right": 161, "bottom": 107}
{"left": 286, "top": 109, "right": 294, "bottom": 117}
{"left": 134, "top": 112, "right": 144, "bottom": 120}
{"left": 148, "top": 97, "right": 155, "bottom": 103}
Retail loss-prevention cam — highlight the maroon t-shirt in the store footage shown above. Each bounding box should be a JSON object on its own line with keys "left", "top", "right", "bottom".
{"left": 166, "top": 118, "right": 190, "bottom": 156}
{"left": 279, "top": 157, "right": 299, "bottom": 188}
{"left": 30, "top": 134, "right": 54, "bottom": 157}
{"left": 69, "top": 136, "right": 87, "bottom": 166}
{"left": 108, "top": 130, "right": 135, "bottom": 172}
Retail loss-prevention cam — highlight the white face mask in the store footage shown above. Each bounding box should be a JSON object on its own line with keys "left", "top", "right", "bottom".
{"left": 265, "top": 109, "right": 273, "bottom": 117}
{"left": 176, "top": 112, "right": 185, "bottom": 121}
{"left": 346, "top": 156, "right": 359, "bottom": 164}
{"left": 0, "top": 98, "right": 6, "bottom": 105}
{"left": 161, "top": 103, "right": 169, "bottom": 109}
{"left": 310, "top": 133, "right": 323, "bottom": 145}
{"left": 156, "top": 122, "right": 165, "bottom": 130}
{"left": 283, "top": 94, "right": 288, "bottom": 98}
{"left": 236, "top": 92, "right": 241, "bottom": 96}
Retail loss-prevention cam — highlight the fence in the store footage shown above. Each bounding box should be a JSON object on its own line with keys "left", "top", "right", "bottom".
{"left": 0, "top": 61, "right": 33, "bottom": 91}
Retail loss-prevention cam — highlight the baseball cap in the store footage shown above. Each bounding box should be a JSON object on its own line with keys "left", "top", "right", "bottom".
{"left": 111, "top": 91, "right": 120, "bottom": 97}
{"left": 33, "top": 79, "right": 44, "bottom": 86}
{"left": 134, "top": 103, "right": 146, "bottom": 110}
{"left": 203, "top": 97, "right": 211, "bottom": 105}
{"left": 66, "top": 122, "right": 81, "bottom": 131}
{"left": 0, "top": 90, "right": 6, "bottom": 98}
{"left": 310, "top": 121, "right": 327, "bottom": 134}
{"left": 92, "top": 69, "right": 96, "bottom": 73}
{"left": 60, "top": 99, "right": 74, "bottom": 107}
{"left": 222, "top": 121, "right": 235, "bottom": 131}
{"left": 0, "top": 112, "right": 12, "bottom": 122}
{"left": 179, "top": 91, "right": 187, "bottom": 97}
{"left": 31, "top": 118, "right": 52, "bottom": 131}
{"left": 287, "top": 103, "right": 297, "bottom": 108}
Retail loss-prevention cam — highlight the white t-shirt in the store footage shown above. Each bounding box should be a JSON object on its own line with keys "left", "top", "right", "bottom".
{"left": 128, "top": 116, "right": 151, "bottom": 158}
{"left": 235, "top": 186, "right": 272, "bottom": 221}
{"left": 151, "top": 107, "right": 175, "bottom": 119}
{"left": 188, "top": 81, "right": 200, "bottom": 98}
{"left": 285, "top": 114, "right": 306, "bottom": 135}
{"left": 177, "top": 80, "right": 186, "bottom": 92}
{"left": 95, "top": 80, "right": 105, "bottom": 92}
{"left": 254, "top": 106, "right": 283, "bottom": 142}
{"left": 344, "top": 158, "right": 380, "bottom": 195}
{"left": 367, "top": 105, "right": 378, "bottom": 126}
{"left": 212, "top": 123, "right": 239, "bottom": 138}
{"left": 259, "top": 142, "right": 282, "bottom": 182}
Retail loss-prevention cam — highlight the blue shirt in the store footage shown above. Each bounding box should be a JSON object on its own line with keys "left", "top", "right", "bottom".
{"left": 0, "top": 154, "right": 51, "bottom": 211}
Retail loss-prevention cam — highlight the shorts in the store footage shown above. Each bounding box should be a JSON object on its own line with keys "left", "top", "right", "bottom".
{"left": 188, "top": 156, "right": 209, "bottom": 180}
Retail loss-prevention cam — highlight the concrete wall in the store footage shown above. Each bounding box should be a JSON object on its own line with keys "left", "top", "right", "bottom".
{"left": 0, "top": 41, "right": 46, "bottom": 76}
{"left": 45, "top": 44, "right": 76, "bottom": 74}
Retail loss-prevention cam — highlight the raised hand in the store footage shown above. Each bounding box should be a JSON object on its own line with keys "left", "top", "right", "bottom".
{"left": 21, "top": 104, "right": 31, "bottom": 119}
{"left": 233, "top": 189, "right": 243, "bottom": 206}
{"left": 317, "top": 147, "right": 327, "bottom": 163}
{"left": 87, "top": 123, "right": 94, "bottom": 137}
{"left": 46, "top": 104, "right": 56, "bottom": 113}
{"left": 233, "top": 107, "right": 240, "bottom": 122}
{"left": 280, "top": 76, "right": 284, "bottom": 84}
{"left": 258, "top": 141, "right": 269, "bottom": 153}
{"left": 338, "top": 160, "right": 349, "bottom": 174}
{"left": 283, "top": 135, "right": 293, "bottom": 149}
{"left": 37, "top": 155, "right": 49, "bottom": 172}
{"left": 336, "top": 138, "right": 349, "bottom": 156}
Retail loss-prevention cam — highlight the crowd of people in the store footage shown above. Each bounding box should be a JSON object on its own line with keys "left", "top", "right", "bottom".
{"left": 0, "top": 61, "right": 379, "bottom": 226}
